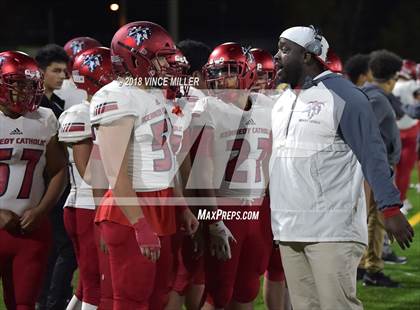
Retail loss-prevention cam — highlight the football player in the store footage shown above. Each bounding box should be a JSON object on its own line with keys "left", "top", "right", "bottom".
{"left": 250, "top": 48, "right": 276, "bottom": 91}
{"left": 89, "top": 21, "right": 198, "bottom": 309}
{"left": 393, "top": 59, "right": 419, "bottom": 214}
{"left": 0, "top": 51, "right": 68, "bottom": 310}
{"left": 191, "top": 42, "right": 273, "bottom": 310}
{"left": 59, "top": 47, "right": 114, "bottom": 310}
{"left": 58, "top": 37, "right": 102, "bottom": 110}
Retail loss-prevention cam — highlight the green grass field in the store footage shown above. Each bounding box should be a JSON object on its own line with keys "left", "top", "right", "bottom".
{"left": 1, "top": 172, "right": 419, "bottom": 309}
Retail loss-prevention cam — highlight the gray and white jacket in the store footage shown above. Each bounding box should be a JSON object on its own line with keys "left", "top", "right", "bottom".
{"left": 270, "top": 71, "right": 401, "bottom": 244}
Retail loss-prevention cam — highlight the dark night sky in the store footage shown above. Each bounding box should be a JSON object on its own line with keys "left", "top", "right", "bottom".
{"left": 1, "top": 0, "right": 419, "bottom": 62}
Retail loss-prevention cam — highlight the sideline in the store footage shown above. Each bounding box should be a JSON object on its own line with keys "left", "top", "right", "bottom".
{"left": 408, "top": 211, "right": 420, "bottom": 227}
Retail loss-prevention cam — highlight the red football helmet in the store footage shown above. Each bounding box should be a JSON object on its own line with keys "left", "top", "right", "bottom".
{"left": 165, "top": 48, "right": 190, "bottom": 98}
{"left": 0, "top": 51, "right": 44, "bottom": 114}
{"left": 0, "top": 50, "right": 30, "bottom": 58}
{"left": 72, "top": 47, "right": 115, "bottom": 96}
{"left": 398, "top": 59, "right": 417, "bottom": 80}
{"left": 250, "top": 48, "right": 275, "bottom": 89}
{"left": 167, "top": 49, "right": 189, "bottom": 76}
{"left": 110, "top": 21, "right": 177, "bottom": 80}
{"left": 64, "top": 37, "right": 101, "bottom": 64}
{"left": 203, "top": 42, "right": 257, "bottom": 90}
{"left": 325, "top": 49, "right": 343, "bottom": 73}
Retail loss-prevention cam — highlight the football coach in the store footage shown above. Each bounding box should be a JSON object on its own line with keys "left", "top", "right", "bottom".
{"left": 269, "top": 26, "right": 414, "bottom": 310}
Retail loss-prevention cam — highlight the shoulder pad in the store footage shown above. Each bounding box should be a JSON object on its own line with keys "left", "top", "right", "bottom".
{"left": 90, "top": 81, "right": 138, "bottom": 125}
{"left": 59, "top": 103, "right": 92, "bottom": 143}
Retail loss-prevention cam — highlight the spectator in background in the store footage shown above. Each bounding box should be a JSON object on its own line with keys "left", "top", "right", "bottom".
{"left": 344, "top": 53, "right": 372, "bottom": 86}
{"left": 359, "top": 50, "right": 404, "bottom": 287}
{"left": 345, "top": 52, "right": 407, "bottom": 270}
{"left": 35, "top": 44, "right": 77, "bottom": 310}
{"left": 177, "top": 39, "right": 211, "bottom": 98}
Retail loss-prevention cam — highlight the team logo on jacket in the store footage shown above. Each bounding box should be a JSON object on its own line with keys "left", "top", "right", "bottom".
{"left": 83, "top": 54, "right": 102, "bottom": 72}
{"left": 304, "top": 100, "right": 324, "bottom": 120}
{"left": 128, "top": 26, "right": 152, "bottom": 46}
{"left": 70, "top": 40, "right": 84, "bottom": 55}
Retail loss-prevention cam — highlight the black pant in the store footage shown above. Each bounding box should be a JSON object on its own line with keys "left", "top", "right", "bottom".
{"left": 37, "top": 185, "right": 78, "bottom": 310}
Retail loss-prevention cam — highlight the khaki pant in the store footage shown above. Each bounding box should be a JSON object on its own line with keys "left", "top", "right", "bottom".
{"left": 359, "top": 182, "right": 385, "bottom": 273}
{"left": 279, "top": 241, "right": 365, "bottom": 310}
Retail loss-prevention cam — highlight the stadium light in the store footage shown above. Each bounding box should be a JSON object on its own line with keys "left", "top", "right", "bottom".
{"left": 110, "top": 3, "right": 119, "bottom": 11}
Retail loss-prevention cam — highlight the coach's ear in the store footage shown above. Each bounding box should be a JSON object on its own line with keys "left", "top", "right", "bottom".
{"left": 303, "top": 52, "right": 315, "bottom": 65}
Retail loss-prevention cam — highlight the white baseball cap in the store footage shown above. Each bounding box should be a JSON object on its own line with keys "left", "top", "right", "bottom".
{"left": 280, "top": 26, "right": 329, "bottom": 63}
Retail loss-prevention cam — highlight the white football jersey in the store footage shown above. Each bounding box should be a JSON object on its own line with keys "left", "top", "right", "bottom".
{"left": 55, "top": 79, "right": 88, "bottom": 110}
{"left": 0, "top": 107, "right": 58, "bottom": 216}
{"left": 183, "top": 87, "right": 204, "bottom": 111}
{"left": 192, "top": 93, "right": 274, "bottom": 198}
{"left": 90, "top": 81, "right": 192, "bottom": 191}
{"left": 393, "top": 79, "right": 419, "bottom": 129}
{"left": 59, "top": 102, "right": 95, "bottom": 209}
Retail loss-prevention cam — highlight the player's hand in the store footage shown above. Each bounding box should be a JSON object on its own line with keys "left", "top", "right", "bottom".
{"left": 208, "top": 220, "right": 236, "bottom": 261}
{"left": 0, "top": 209, "right": 20, "bottom": 234}
{"left": 20, "top": 207, "right": 44, "bottom": 233}
{"left": 384, "top": 211, "right": 414, "bottom": 250}
{"left": 191, "top": 224, "right": 205, "bottom": 259}
{"left": 179, "top": 208, "right": 199, "bottom": 235}
{"left": 133, "top": 217, "right": 161, "bottom": 262}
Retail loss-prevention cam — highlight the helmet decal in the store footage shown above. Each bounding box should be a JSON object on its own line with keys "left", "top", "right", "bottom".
{"left": 24, "top": 69, "right": 41, "bottom": 79}
{"left": 242, "top": 46, "right": 254, "bottom": 64}
{"left": 70, "top": 40, "right": 85, "bottom": 55}
{"left": 83, "top": 54, "right": 102, "bottom": 72}
{"left": 209, "top": 57, "right": 224, "bottom": 65}
{"left": 127, "top": 26, "right": 152, "bottom": 46}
